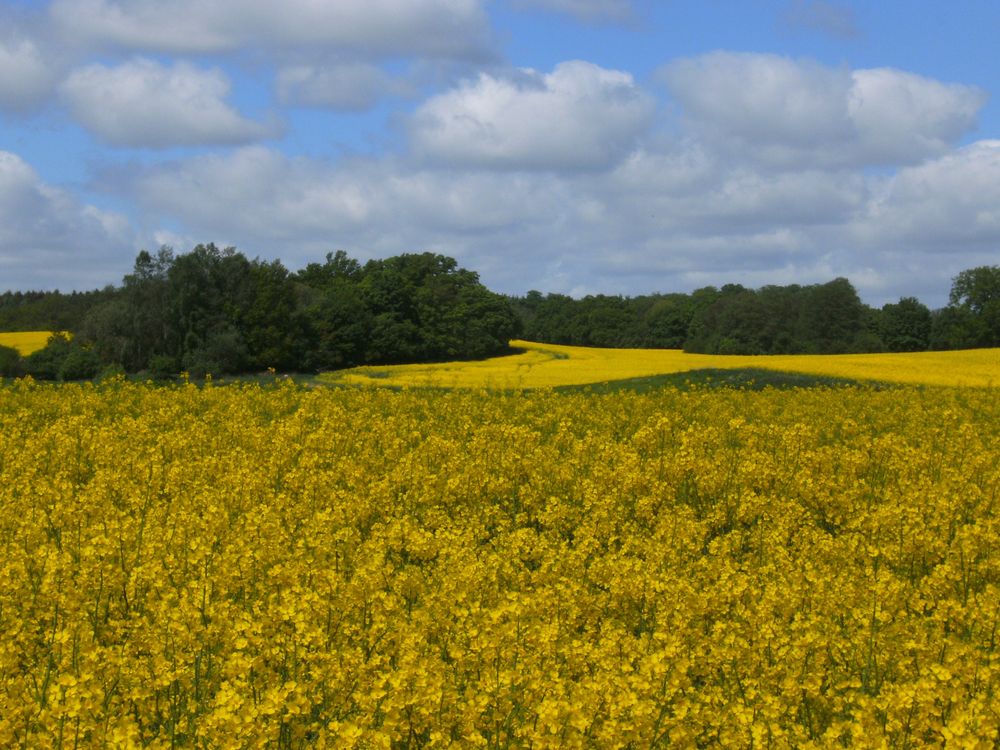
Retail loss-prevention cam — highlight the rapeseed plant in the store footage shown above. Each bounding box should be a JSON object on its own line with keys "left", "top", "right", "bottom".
{"left": 0, "top": 378, "right": 998, "bottom": 746}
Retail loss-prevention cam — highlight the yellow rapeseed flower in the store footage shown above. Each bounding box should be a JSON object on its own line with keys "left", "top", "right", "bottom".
{"left": 1, "top": 378, "right": 999, "bottom": 746}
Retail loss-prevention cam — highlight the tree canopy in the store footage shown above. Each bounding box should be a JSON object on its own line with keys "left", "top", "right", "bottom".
{"left": 8, "top": 246, "right": 518, "bottom": 379}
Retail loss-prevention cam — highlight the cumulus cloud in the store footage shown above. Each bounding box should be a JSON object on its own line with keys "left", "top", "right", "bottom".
{"left": 606, "top": 152, "right": 869, "bottom": 235}
{"left": 861, "top": 140, "right": 1000, "bottom": 247}
{"left": 0, "top": 34, "right": 56, "bottom": 111}
{"left": 0, "top": 150, "right": 134, "bottom": 290}
{"left": 60, "top": 58, "right": 277, "bottom": 148}
{"left": 511, "top": 0, "right": 634, "bottom": 23}
{"left": 48, "top": 0, "right": 495, "bottom": 60}
{"left": 410, "top": 61, "right": 654, "bottom": 170}
{"left": 663, "top": 53, "right": 853, "bottom": 156}
{"left": 134, "top": 147, "right": 378, "bottom": 243}
{"left": 130, "top": 147, "right": 566, "bottom": 261}
{"left": 276, "top": 63, "right": 400, "bottom": 111}
{"left": 848, "top": 68, "right": 987, "bottom": 165}
{"left": 660, "top": 52, "right": 986, "bottom": 168}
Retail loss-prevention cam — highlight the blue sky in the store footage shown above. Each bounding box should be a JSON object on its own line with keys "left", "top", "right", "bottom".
{"left": 1, "top": 0, "right": 999, "bottom": 307}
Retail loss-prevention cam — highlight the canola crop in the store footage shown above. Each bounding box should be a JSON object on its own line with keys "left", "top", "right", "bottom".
{"left": 0, "top": 331, "right": 56, "bottom": 356}
{"left": 323, "top": 340, "right": 1000, "bottom": 389}
{"left": 2, "top": 378, "right": 1000, "bottom": 747}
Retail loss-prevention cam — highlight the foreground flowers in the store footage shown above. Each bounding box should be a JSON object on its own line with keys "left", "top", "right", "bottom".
{"left": 1, "top": 378, "right": 998, "bottom": 747}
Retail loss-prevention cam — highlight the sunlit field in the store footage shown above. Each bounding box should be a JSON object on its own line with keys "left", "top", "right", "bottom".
{"left": 0, "top": 331, "right": 55, "bottom": 356}
{"left": 321, "top": 339, "right": 1000, "bottom": 389}
{"left": 2, "top": 377, "right": 1000, "bottom": 747}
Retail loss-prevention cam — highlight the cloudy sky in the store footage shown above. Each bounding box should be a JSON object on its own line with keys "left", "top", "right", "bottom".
{"left": 1, "top": 0, "right": 999, "bottom": 306}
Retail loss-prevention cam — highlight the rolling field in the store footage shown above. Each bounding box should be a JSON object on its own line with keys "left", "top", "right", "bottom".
{"left": 0, "top": 331, "right": 55, "bottom": 356}
{"left": 322, "top": 340, "right": 1000, "bottom": 389}
{"left": 2, "top": 376, "right": 999, "bottom": 747}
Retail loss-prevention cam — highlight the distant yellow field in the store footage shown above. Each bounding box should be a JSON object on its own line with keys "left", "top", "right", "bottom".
{"left": 0, "top": 331, "right": 54, "bottom": 356}
{"left": 322, "top": 339, "right": 1000, "bottom": 388}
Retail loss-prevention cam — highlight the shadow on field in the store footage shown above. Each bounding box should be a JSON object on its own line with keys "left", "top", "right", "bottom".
{"left": 555, "top": 368, "right": 894, "bottom": 394}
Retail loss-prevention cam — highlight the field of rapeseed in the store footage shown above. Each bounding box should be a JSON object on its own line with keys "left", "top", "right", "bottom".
{"left": 323, "top": 340, "right": 1000, "bottom": 389}
{"left": 0, "top": 331, "right": 56, "bottom": 356}
{"left": 2, "top": 376, "right": 1000, "bottom": 747}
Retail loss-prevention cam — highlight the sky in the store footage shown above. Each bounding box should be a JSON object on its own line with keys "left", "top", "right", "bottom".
{"left": 1, "top": 1, "right": 999, "bottom": 307}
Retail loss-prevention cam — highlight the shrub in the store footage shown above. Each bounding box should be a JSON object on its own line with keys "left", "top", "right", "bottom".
{"left": 22, "top": 333, "right": 73, "bottom": 380}
{"left": 0, "top": 344, "right": 22, "bottom": 377}
{"left": 59, "top": 346, "right": 102, "bottom": 381}
{"left": 97, "top": 363, "right": 127, "bottom": 382}
{"left": 147, "top": 354, "right": 179, "bottom": 380}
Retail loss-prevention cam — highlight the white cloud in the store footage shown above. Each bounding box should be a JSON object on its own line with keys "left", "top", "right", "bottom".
{"left": 660, "top": 52, "right": 986, "bottom": 168}
{"left": 60, "top": 58, "right": 277, "bottom": 148}
{"left": 134, "top": 147, "right": 379, "bottom": 244}
{"left": 861, "top": 140, "right": 1000, "bottom": 247}
{"left": 276, "top": 63, "right": 399, "bottom": 111}
{"left": 662, "top": 53, "right": 853, "bottom": 142}
{"left": 48, "top": 0, "right": 495, "bottom": 59}
{"left": 0, "top": 34, "right": 56, "bottom": 110}
{"left": 848, "top": 68, "right": 987, "bottom": 165}
{"left": 0, "top": 150, "right": 134, "bottom": 290}
{"left": 131, "top": 147, "right": 568, "bottom": 257}
{"left": 410, "top": 61, "right": 654, "bottom": 169}
{"left": 511, "top": 0, "right": 634, "bottom": 23}
{"left": 607, "top": 153, "right": 869, "bottom": 235}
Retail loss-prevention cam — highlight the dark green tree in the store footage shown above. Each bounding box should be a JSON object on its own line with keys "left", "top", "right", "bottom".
{"left": 0, "top": 344, "right": 21, "bottom": 377}
{"left": 22, "top": 333, "right": 74, "bottom": 380}
{"left": 58, "top": 346, "right": 102, "bottom": 381}
{"left": 359, "top": 253, "right": 516, "bottom": 364}
{"left": 637, "top": 294, "right": 692, "bottom": 348}
{"left": 237, "top": 259, "right": 304, "bottom": 371}
{"left": 297, "top": 250, "right": 362, "bottom": 288}
{"left": 880, "top": 297, "right": 931, "bottom": 352}
{"left": 929, "top": 306, "right": 987, "bottom": 350}
{"left": 948, "top": 266, "right": 1000, "bottom": 346}
{"left": 798, "top": 278, "right": 868, "bottom": 354}
{"left": 0, "top": 288, "right": 117, "bottom": 333}
{"left": 118, "top": 246, "right": 175, "bottom": 370}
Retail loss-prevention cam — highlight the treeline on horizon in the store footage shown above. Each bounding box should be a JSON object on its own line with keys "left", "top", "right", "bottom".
{"left": 0, "top": 245, "right": 518, "bottom": 380}
{"left": 513, "top": 268, "right": 1000, "bottom": 356}
{"left": 1, "top": 244, "right": 999, "bottom": 380}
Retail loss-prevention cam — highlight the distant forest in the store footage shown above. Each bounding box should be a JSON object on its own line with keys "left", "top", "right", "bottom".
{"left": 513, "top": 269, "right": 1000, "bottom": 356}
{"left": 1, "top": 245, "right": 999, "bottom": 380}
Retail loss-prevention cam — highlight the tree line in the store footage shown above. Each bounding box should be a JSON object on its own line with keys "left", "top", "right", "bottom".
{"left": 1, "top": 245, "right": 519, "bottom": 379}
{"left": 2, "top": 248, "right": 999, "bottom": 380}
{"left": 511, "top": 267, "right": 1000, "bottom": 355}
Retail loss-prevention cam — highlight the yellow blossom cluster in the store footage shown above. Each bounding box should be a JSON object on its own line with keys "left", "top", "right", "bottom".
{"left": 2, "top": 377, "right": 1000, "bottom": 747}
{"left": 323, "top": 340, "right": 1000, "bottom": 389}
{"left": 0, "top": 331, "right": 57, "bottom": 356}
